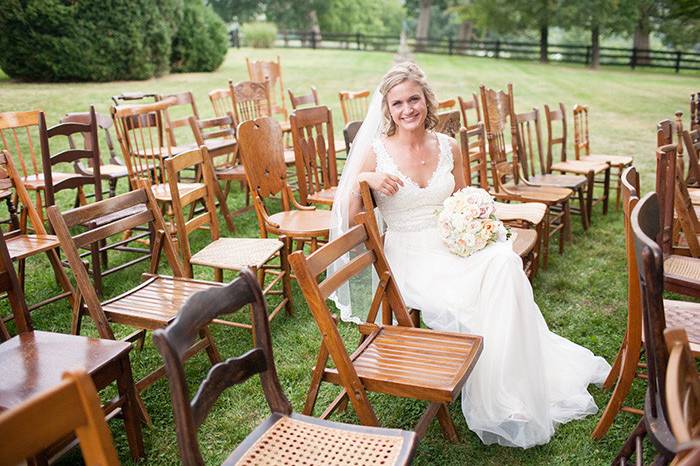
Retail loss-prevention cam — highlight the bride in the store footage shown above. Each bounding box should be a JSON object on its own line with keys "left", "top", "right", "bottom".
{"left": 329, "top": 62, "right": 611, "bottom": 448}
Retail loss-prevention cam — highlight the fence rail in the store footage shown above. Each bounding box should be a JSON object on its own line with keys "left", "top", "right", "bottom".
{"left": 229, "top": 30, "right": 700, "bottom": 73}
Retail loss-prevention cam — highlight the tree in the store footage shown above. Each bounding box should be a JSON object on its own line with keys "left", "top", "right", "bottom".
{"left": 207, "top": 0, "right": 261, "bottom": 23}
{"left": 655, "top": 0, "right": 700, "bottom": 50}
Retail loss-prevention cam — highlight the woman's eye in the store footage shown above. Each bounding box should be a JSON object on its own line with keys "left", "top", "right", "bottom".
{"left": 410, "top": 96, "right": 420, "bottom": 102}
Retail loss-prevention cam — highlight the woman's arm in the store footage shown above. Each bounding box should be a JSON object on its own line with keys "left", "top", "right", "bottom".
{"left": 347, "top": 146, "right": 404, "bottom": 223}
{"left": 449, "top": 136, "right": 466, "bottom": 192}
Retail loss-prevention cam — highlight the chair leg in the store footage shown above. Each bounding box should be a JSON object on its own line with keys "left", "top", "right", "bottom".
{"left": 213, "top": 180, "right": 236, "bottom": 233}
{"left": 615, "top": 165, "right": 623, "bottom": 210}
{"left": 70, "top": 297, "right": 83, "bottom": 336}
{"left": 436, "top": 403, "right": 459, "bottom": 442}
{"left": 90, "top": 241, "right": 103, "bottom": 298}
{"left": 115, "top": 354, "right": 146, "bottom": 461}
{"left": 304, "top": 342, "right": 330, "bottom": 416}
{"left": 46, "top": 249, "right": 76, "bottom": 308}
{"left": 109, "top": 178, "right": 118, "bottom": 198}
{"left": 414, "top": 402, "right": 442, "bottom": 441}
{"left": 565, "top": 200, "right": 572, "bottom": 244}
{"left": 585, "top": 171, "right": 595, "bottom": 222}
{"left": 280, "top": 238, "right": 293, "bottom": 316}
{"left": 577, "top": 187, "right": 589, "bottom": 231}
{"left": 602, "top": 166, "right": 611, "bottom": 215}
{"left": 542, "top": 209, "right": 550, "bottom": 269}
{"left": 612, "top": 418, "right": 646, "bottom": 464}
{"left": 17, "top": 258, "right": 26, "bottom": 290}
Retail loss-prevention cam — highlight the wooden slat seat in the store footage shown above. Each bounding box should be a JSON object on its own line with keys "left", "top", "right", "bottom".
{"left": 21, "top": 171, "right": 86, "bottom": 191}
{"left": 307, "top": 187, "right": 337, "bottom": 206}
{"left": 224, "top": 412, "right": 415, "bottom": 466}
{"left": 663, "top": 300, "right": 700, "bottom": 356}
{"left": 80, "top": 163, "right": 129, "bottom": 178}
{"left": 214, "top": 164, "right": 246, "bottom": 181}
{"left": 133, "top": 145, "right": 192, "bottom": 159}
{"left": 494, "top": 201, "right": 547, "bottom": 225}
{"left": 267, "top": 210, "right": 331, "bottom": 237}
{"left": 89, "top": 203, "right": 148, "bottom": 228}
{"left": 150, "top": 182, "right": 204, "bottom": 203}
{"left": 323, "top": 326, "right": 481, "bottom": 404}
{"left": 528, "top": 173, "right": 588, "bottom": 190}
{"left": 5, "top": 234, "right": 60, "bottom": 261}
{"left": 102, "top": 275, "right": 222, "bottom": 330}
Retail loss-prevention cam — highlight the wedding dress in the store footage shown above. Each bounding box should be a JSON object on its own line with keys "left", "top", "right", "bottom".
{"left": 371, "top": 132, "right": 611, "bottom": 448}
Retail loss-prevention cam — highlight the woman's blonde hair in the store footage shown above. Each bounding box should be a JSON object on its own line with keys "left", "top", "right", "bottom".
{"left": 379, "top": 62, "right": 438, "bottom": 136}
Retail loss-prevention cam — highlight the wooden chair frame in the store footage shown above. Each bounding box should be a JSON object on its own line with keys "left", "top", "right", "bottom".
{"left": 246, "top": 55, "right": 288, "bottom": 121}
{"left": 458, "top": 93, "right": 482, "bottom": 130}
{"left": 158, "top": 91, "right": 200, "bottom": 147}
{"left": 288, "top": 86, "right": 319, "bottom": 109}
{"left": 435, "top": 110, "right": 462, "bottom": 138}
{"left": 339, "top": 90, "right": 370, "bottom": 125}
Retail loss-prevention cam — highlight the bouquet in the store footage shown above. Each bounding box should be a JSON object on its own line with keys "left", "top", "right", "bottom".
{"left": 437, "top": 187, "right": 511, "bottom": 257}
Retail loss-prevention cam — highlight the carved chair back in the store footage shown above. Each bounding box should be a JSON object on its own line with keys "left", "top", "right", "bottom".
{"left": 479, "top": 83, "right": 519, "bottom": 191}
{"left": 544, "top": 102, "right": 568, "bottom": 168}
{"left": 229, "top": 80, "right": 273, "bottom": 125}
{"left": 288, "top": 87, "right": 319, "bottom": 110}
{"left": 159, "top": 91, "right": 200, "bottom": 146}
{"left": 435, "top": 110, "right": 461, "bottom": 138}
{"left": 0, "top": 370, "right": 120, "bottom": 466}
{"left": 289, "top": 106, "right": 338, "bottom": 205}
{"left": 39, "top": 105, "right": 102, "bottom": 208}
{"left": 246, "top": 56, "right": 287, "bottom": 120}
{"left": 458, "top": 93, "right": 482, "bottom": 131}
{"left": 339, "top": 90, "right": 370, "bottom": 125}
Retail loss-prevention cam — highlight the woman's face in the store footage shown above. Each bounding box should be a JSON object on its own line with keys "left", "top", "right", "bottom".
{"left": 386, "top": 80, "right": 427, "bottom": 133}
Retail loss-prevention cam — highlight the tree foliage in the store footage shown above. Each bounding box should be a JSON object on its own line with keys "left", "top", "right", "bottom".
{"left": 171, "top": 0, "right": 228, "bottom": 73}
{"left": 207, "top": 0, "right": 261, "bottom": 23}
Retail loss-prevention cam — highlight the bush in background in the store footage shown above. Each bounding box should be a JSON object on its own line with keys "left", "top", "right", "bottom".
{"left": 171, "top": 0, "right": 228, "bottom": 72}
{"left": 241, "top": 22, "right": 278, "bottom": 48}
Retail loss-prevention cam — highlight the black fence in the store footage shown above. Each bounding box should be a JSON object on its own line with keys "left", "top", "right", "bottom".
{"left": 229, "top": 30, "right": 700, "bottom": 73}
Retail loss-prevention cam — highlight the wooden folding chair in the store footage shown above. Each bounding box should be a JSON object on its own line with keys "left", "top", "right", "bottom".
{"left": 289, "top": 212, "right": 483, "bottom": 442}
{"left": 0, "top": 371, "right": 120, "bottom": 466}
{"left": 339, "top": 89, "right": 370, "bottom": 125}
{"left": 289, "top": 106, "right": 339, "bottom": 206}
{"left": 154, "top": 270, "right": 416, "bottom": 466}
{"left": 591, "top": 166, "right": 700, "bottom": 440}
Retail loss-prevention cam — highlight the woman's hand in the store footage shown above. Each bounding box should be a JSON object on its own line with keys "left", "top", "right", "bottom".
{"left": 360, "top": 172, "right": 404, "bottom": 196}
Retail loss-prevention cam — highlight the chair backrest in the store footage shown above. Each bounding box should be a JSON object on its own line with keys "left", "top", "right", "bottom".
{"left": 665, "top": 327, "right": 700, "bottom": 459}
{"left": 229, "top": 80, "right": 273, "bottom": 125}
{"left": 339, "top": 90, "right": 370, "bottom": 125}
{"left": 343, "top": 120, "right": 363, "bottom": 154}
{"left": 0, "top": 203, "right": 32, "bottom": 340}
{"left": 459, "top": 124, "right": 489, "bottom": 190}
{"left": 682, "top": 128, "right": 700, "bottom": 187}
{"left": 658, "top": 119, "right": 674, "bottom": 147}
{"left": 288, "top": 86, "right": 319, "bottom": 110}
{"left": 692, "top": 92, "right": 699, "bottom": 131}
{"left": 164, "top": 146, "right": 220, "bottom": 276}
{"left": 458, "top": 93, "right": 482, "bottom": 131}
{"left": 189, "top": 113, "right": 238, "bottom": 166}
{"left": 289, "top": 106, "right": 338, "bottom": 205}
{"left": 62, "top": 111, "right": 122, "bottom": 165}
{"left": 0, "top": 370, "right": 120, "bottom": 466}
{"left": 208, "top": 87, "right": 232, "bottom": 118}
{"left": 246, "top": 56, "right": 287, "bottom": 119}
{"left": 39, "top": 105, "right": 102, "bottom": 208}
{"left": 544, "top": 102, "right": 568, "bottom": 168}
{"left": 515, "top": 107, "right": 546, "bottom": 178}
{"left": 572, "top": 104, "right": 591, "bottom": 159}
{"left": 479, "top": 83, "right": 519, "bottom": 191}
{"left": 111, "top": 92, "right": 158, "bottom": 106}
{"left": 46, "top": 188, "right": 183, "bottom": 340}
{"left": 158, "top": 91, "right": 200, "bottom": 146}
{"left": 0, "top": 110, "right": 44, "bottom": 179}
{"left": 112, "top": 100, "right": 173, "bottom": 188}
{"left": 435, "top": 110, "right": 461, "bottom": 138}
{"left": 153, "top": 270, "right": 292, "bottom": 466}
{"left": 437, "top": 98, "right": 456, "bottom": 112}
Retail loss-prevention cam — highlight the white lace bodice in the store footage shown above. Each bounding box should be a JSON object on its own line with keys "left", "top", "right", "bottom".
{"left": 372, "top": 132, "right": 455, "bottom": 232}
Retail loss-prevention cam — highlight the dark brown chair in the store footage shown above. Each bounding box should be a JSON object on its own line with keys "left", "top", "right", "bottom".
{"left": 153, "top": 270, "right": 417, "bottom": 466}
{"left": 289, "top": 212, "right": 483, "bottom": 442}
{"left": 0, "top": 223, "right": 144, "bottom": 463}
{"left": 0, "top": 370, "right": 120, "bottom": 466}
{"left": 343, "top": 120, "right": 363, "bottom": 155}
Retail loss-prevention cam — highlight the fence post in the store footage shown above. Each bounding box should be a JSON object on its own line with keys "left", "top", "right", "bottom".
{"left": 448, "top": 36, "right": 453, "bottom": 56}
{"left": 356, "top": 32, "right": 361, "bottom": 50}
{"left": 630, "top": 47, "right": 637, "bottom": 69}
{"left": 585, "top": 46, "right": 591, "bottom": 66}
{"left": 674, "top": 51, "right": 682, "bottom": 73}
{"left": 311, "top": 31, "right": 317, "bottom": 49}
{"left": 495, "top": 40, "right": 501, "bottom": 59}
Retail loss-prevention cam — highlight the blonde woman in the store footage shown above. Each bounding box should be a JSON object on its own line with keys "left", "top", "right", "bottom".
{"left": 330, "top": 62, "right": 610, "bottom": 448}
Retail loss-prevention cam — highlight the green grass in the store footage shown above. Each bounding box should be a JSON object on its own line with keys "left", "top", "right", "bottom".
{"left": 0, "top": 47, "right": 697, "bottom": 465}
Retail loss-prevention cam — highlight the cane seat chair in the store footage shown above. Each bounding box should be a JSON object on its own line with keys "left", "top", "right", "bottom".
{"left": 154, "top": 271, "right": 417, "bottom": 466}
{"left": 0, "top": 371, "right": 121, "bottom": 466}
{"left": 289, "top": 106, "right": 339, "bottom": 206}
{"left": 0, "top": 229, "right": 144, "bottom": 463}
{"left": 0, "top": 150, "right": 75, "bottom": 317}
{"left": 289, "top": 212, "right": 483, "bottom": 441}
{"left": 61, "top": 111, "right": 129, "bottom": 198}
{"left": 47, "top": 188, "right": 223, "bottom": 398}
{"left": 246, "top": 56, "right": 289, "bottom": 131}
{"left": 435, "top": 110, "right": 462, "bottom": 138}
{"left": 682, "top": 128, "right": 700, "bottom": 201}
{"left": 0, "top": 110, "right": 87, "bottom": 222}
{"left": 573, "top": 104, "right": 633, "bottom": 210}
{"left": 544, "top": 103, "right": 611, "bottom": 217}
{"left": 591, "top": 166, "right": 700, "bottom": 440}
{"left": 339, "top": 89, "right": 370, "bottom": 125}
{"left": 458, "top": 93, "right": 482, "bottom": 130}
{"left": 515, "top": 107, "right": 590, "bottom": 230}
{"left": 480, "top": 84, "right": 572, "bottom": 261}
{"left": 237, "top": 117, "right": 330, "bottom": 252}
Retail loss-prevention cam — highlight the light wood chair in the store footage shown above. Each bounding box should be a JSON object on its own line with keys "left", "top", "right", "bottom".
{"left": 47, "top": 187, "right": 223, "bottom": 400}
{"left": 480, "top": 83, "right": 572, "bottom": 263}
{"left": 288, "top": 86, "right": 319, "bottom": 109}
{"left": 682, "top": 128, "right": 700, "bottom": 197}
{"left": 573, "top": 104, "right": 634, "bottom": 210}
{"left": 692, "top": 92, "right": 699, "bottom": 131}
{"left": 208, "top": 87, "right": 232, "bottom": 118}
{"left": 0, "top": 149, "right": 76, "bottom": 318}
{"left": 665, "top": 328, "right": 700, "bottom": 464}
{"left": 154, "top": 270, "right": 417, "bottom": 466}
{"left": 289, "top": 211, "right": 483, "bottom": 441}
{"left": 237, "top": 117, "right": 330, "bottom": 252}
{"left": 339, "top": 89, "right": 370, "bottom": 125}
{"left": 158, "top": 91, "right": 200, "bottom": 147}
{"left": 289, "top": 106, "right": 338, "bottom": 206}
{"left": 458, "top": 93, "right": 482, "bottom": 130}
{"left": 435, "top": 109, "right": 461, "bottom": 138}
{"left": 515, "top": 107, "right": 590, "bottom": 230}
{"left": 544, "top": 102, "right": 611, "bottom": 218}
{"left": 246, "top": 56, "right": 289, "bottom": 130}
{"left": 0, "top": 226, "right": 144, "bottom": 463}
{"left": 591, "top": 166, "right": 700, "bottom": 440}
{"left": 437, "top": 98, "right": 457, "bottom": 111}
{"left": 0, "top": 370, "right": 120, "bottom": 466}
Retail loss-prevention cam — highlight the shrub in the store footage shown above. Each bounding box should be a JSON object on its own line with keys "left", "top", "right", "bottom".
{"left": 241, "top": 22, "right": 278, "bottom": 48}
{"left": 170, "top": 0, "right": 228, "bottom": 73}
{"left": 0, "top": 0, "right": 182, "bottom": 82}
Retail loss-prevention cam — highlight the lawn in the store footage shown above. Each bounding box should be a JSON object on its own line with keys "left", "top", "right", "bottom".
{"left": 0, "top": 47, "right": 697, "bottom": 465}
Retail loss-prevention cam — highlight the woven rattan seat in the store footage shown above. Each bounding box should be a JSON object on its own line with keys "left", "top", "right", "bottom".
{"left": 511, "top": 227, "right": 537, "bottom": 257}
{"left": 550, "top": 160, "right": 609, "bottom": 175}
{"left": 663, "top": 299, "right": 700, "bottom": 356}
{"left": 688, "top": 188, "right": 700, "bottom": 205}
{"left": 580, "top": 154, "right": 633, "bottom": 167}
{"left": 190, "top": 238, "right": 283, "bottom": 270}
{"left": 226, "top": 413, "right": 413, "bottom": 466}
{"left": 664, "top": 255, "right": 700, "bottom": 282}
{"left": 494, "top": 201, "right": 547, "bottom": 225}
{"left": 528, "top": 173, "right": 588, "bottom": 189}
